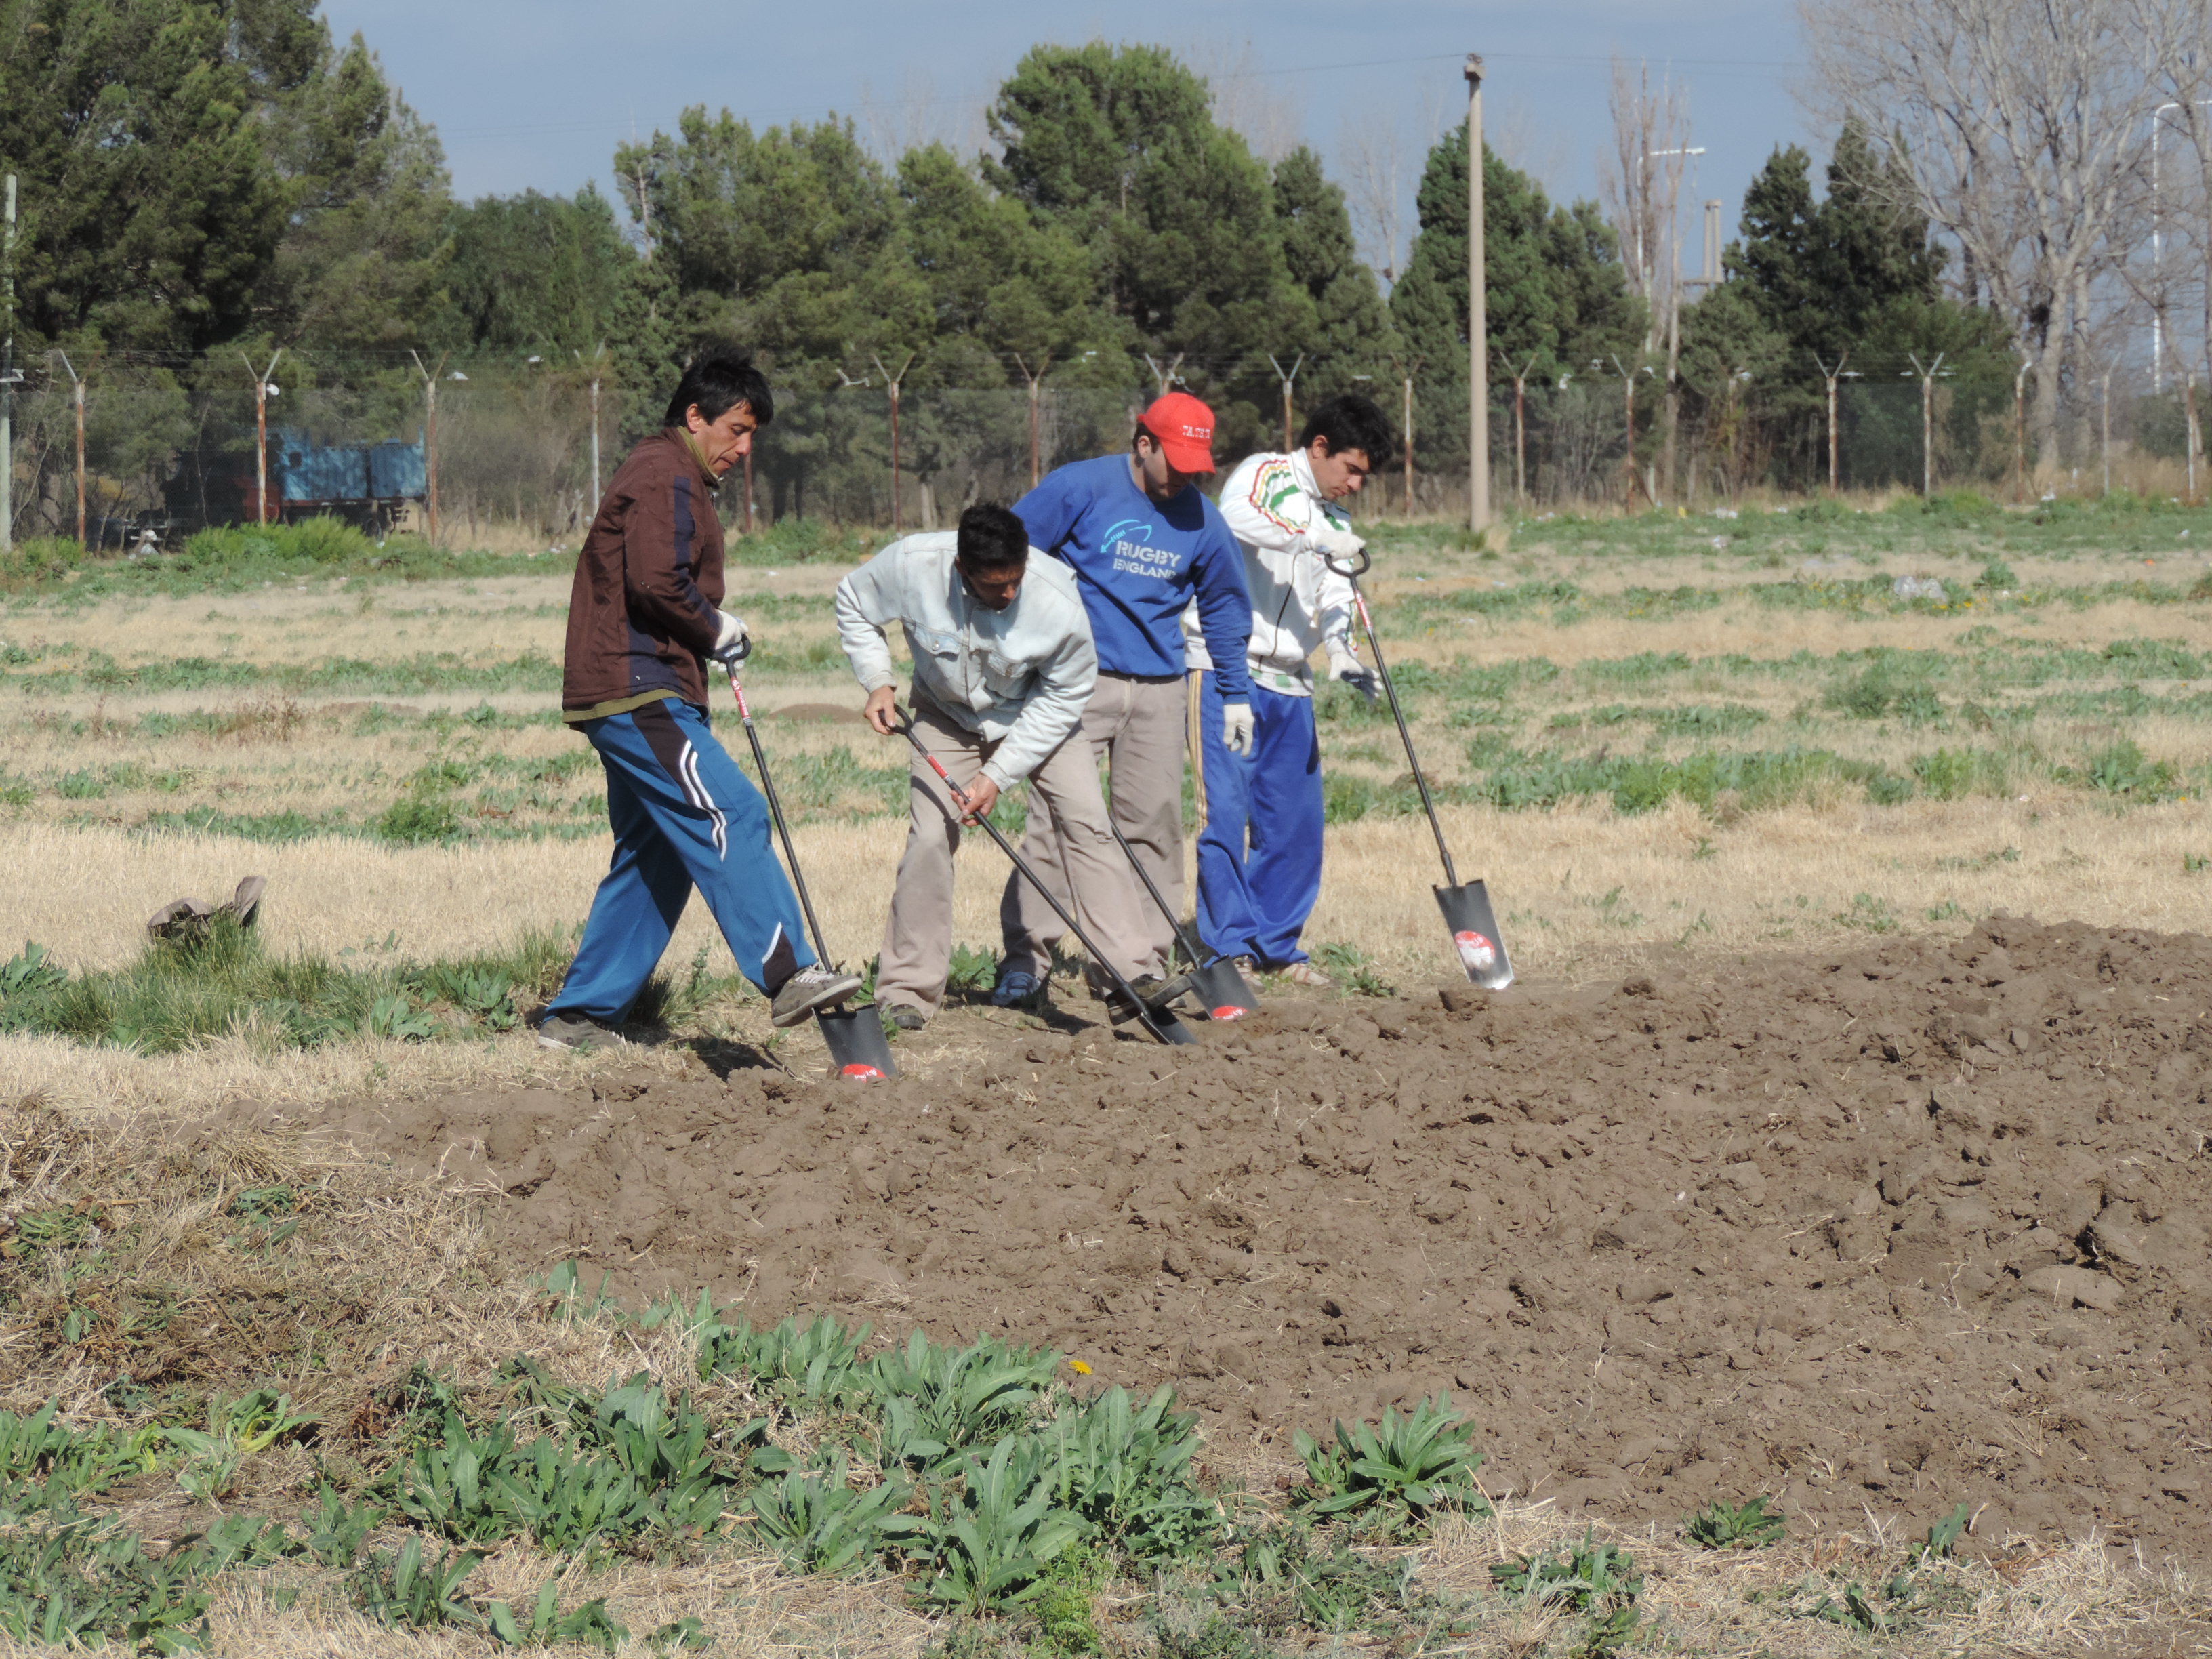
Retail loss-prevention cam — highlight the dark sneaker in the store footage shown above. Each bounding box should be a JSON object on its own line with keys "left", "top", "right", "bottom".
{"left": 535, "top": 1012, "right": 628, "bottom": 1052}
{"left": 771, "top": 965, "right": 865, "bottom": 1028}
{"left": 989, "top": 968, "right": 1043, "bottom": 1008}
{"left": 884, "top": 1003, "right": 927, "bottom": 1033}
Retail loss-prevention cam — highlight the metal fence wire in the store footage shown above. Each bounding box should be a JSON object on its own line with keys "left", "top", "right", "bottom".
{"left": 0, "top": 363, "right": 2192, "bottom": 546}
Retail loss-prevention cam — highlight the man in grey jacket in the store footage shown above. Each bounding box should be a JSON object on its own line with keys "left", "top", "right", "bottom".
{"left": 836, "top": 502, "right": 1148, "bottom": 1029}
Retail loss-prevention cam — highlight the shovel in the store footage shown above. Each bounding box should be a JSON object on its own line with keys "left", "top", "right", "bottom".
{"left": 723, "top": 658, "right": 897, "bottom": 1080}
{"left": 1103, "top": 820, "right": 1259, "bottom": 1021}
{"left": 888, "top": 705, "right": 1195, "bottom": 1047}
{"left": 1324, "top": 546, "right": 1514, "bottom": 990}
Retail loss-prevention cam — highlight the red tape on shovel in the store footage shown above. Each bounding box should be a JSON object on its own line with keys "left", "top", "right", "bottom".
{"left": 888, "top": 704, "right": 1195, "bottom": 1046}
{"left": 1325, "top": 546, "right": 1514, "bottom": 990}
{"left": 723, "top": 657, "right": 897, "bottom": 1080}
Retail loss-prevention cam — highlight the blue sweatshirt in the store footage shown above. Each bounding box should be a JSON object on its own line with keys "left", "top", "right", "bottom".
{"left": 1014, "top": 455, "right": 1254, "bottom": 701}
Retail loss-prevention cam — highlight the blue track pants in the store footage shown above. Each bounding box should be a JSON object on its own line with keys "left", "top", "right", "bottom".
{"left": 548, "top": 699, "right": 815, "bottom": 1023}
{"left": 1193, "top": 674, "right": 1324, "bottom": 967}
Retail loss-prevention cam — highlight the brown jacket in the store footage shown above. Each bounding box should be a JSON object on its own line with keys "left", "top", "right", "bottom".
{"left": 561, "top": 429, "right": 726, "bottom": 722}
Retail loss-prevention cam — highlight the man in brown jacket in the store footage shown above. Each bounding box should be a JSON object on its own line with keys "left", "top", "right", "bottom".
{"left": 536, "top": 350, "right": 860, "bottom": 1050}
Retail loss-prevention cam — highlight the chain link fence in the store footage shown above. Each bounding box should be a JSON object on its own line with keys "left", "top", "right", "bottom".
{"left": 1, "top": 361, "right": 2197, "bottom": 548}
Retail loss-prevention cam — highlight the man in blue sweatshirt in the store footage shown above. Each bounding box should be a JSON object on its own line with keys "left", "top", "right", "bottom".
{"left": 995, "top": 392, "right": 1254, "bottom": 1003}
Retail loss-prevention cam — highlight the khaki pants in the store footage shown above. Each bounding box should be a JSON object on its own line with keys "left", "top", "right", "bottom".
{"left": 1000, "top": 671, "right": 1183, "bottom": 981}
{"left": 878, "top": 697, "right": 1150, "bottom": 1015}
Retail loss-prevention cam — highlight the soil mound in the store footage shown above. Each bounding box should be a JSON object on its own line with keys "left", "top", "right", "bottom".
{"left": 272, "top": 916, "right": 2212, "bottom": 1561}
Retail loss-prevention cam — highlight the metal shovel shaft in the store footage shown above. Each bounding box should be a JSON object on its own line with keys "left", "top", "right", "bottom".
{"left": 1345, "top": 579, "right": 1459, "bottom": 890}
{"left": 725, "top": 663, "right": 831, "bottom": 966}
{"left": 890, "top": 706, "right": 1189, "bottom": 1046}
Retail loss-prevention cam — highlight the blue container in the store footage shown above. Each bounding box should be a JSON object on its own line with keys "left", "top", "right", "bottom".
{"left": 369, "top": 441, "right": 427, "bottom": 499}
{"left": 272, "top": 430, "right": 426, "bottom": 505}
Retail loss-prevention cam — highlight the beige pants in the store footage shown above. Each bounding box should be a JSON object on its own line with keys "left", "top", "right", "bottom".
{"left": 878, "top": 697, "right": 1149, "bottom": 1015}
{"left": 1000, "top": 671, "right": 1183, "bottom": 981}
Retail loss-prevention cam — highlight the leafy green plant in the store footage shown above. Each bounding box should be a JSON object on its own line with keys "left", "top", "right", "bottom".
{"left": 359, "top": 993, "right": 435, "bottom": 1040}
{"left": 746, "top": 1450, "right": 918, "bottom": 1574}
{"left": 352, "top": 1535, "right": 486, "bottom": 1631}
{"left": 697, "top": 1312, "right": 877, "bottom": 1412}
{"left": 482, "top": 1579, "right": 628, "bottom": 1652}
{"left": 1686, "top": 1495, "right": 1785, "bottom": 1550}
{"left": 301, "top": 1486, "right": 385, "bottom": 1568}
{"left": 947, "top": 944, "right": 999, "bottom": 994}
{"left": 1921, "top": 1501, "right": 1971, "bottom": 1559}
{"left": 1311, "top": 941, "right": 1393, "bottom": 996}
{"left": 1292, "top": 1397, "right": 1488, "bottom": 1532}
{"left": 922, "top": 1435, "right": 1089, "bottom": 1612}
{"left": 865, "top": 1332, "right": 1059, "bottom": 1473}
{"left": 0, "top": 943, "right": 68, "bottom": 999}
{"left": 1042, "top": 1385, "right": 1216, "bottom": 1558}
{"left": 1491, "top": 1532, "right": 1642, "bottom": 1651}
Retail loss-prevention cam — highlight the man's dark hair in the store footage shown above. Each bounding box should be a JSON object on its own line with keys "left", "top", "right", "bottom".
{"left": 1296, "top": 394, "right": 1396, "bottom": 467}
{"left": 663, "top": 350, "right": 775, "bottom": 429}
{"left": 956, "top": 503, "right": 1030, "bottom": 571}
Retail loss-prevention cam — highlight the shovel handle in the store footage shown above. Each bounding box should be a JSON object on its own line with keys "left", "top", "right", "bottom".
{"left": 888, "top": 703, "right": 1185, "bottom": 1046}
{"left": 1335, "top": 565, "right": 1459, "bottom": 891}
{"left": 726, "top": 663, "right": 834, "bottom": 969}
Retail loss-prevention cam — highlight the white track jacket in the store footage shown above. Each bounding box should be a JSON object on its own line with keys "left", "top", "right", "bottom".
{"left": 836, "top": 532, "right": 1096, "bottom": 791}
{"left": 1182, "top": 448, "right": 1357, "bottom": 697}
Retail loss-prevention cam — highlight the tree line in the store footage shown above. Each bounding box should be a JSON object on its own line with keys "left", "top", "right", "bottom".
{"left": 2, "top": 0, "right": 2054, "bottom": 536}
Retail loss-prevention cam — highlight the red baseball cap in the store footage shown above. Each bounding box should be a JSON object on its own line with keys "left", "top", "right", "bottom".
{"left": 1139, "top": 391, "right": 1216, "bottom": 475}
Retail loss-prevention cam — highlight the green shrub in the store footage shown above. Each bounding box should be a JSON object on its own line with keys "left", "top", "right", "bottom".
{"left": 1687, "top": 1496, "right": 1786, "bottom": 1549}
{"left": 1292, "top": 1397, "right": 1488, "bottom": 1534}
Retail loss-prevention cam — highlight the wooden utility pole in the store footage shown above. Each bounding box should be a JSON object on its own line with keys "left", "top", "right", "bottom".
{"left": 872, "top": 354, "right": 915, "bottom": 535}
{"left": 1813, "top": 352, "right": 1848, "bottom": 492}
{"left": 1465, "top": 55, "right": 1492, "bottom": 535}
{"left": 1391, "top": 354, "right": 1423, "bottom": 517}
{"left": 1267, "top": 354, "right": 1304, "bottom": 450}
{"left": 1500, "top": 352, "right": 1536, "bottom": 506}
{"left": 1, "top": 175, "right": 16, "bottom": 554}
{"left": 1908, "top": 352, "right": 1946, "bottom": 498}
{"left": 409, "top": 349, "right": 449, "bottom": 544}
{"left": 1012, "top": 352, "right": 1050, "bottom": 488}
{"left": 53, "top": 352, "right": 84, "bottom": 547}
{"left": 242, "top": 349, "right": 283, "bottom": 526}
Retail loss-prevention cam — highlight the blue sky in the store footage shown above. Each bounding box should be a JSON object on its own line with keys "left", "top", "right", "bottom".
{"left": 320, "top": 0, "right": 1816, "bottom": 278}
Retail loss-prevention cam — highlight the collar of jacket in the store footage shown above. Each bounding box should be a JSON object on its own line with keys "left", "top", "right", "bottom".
{"left": 671, "top": 426, "right": 723, "bottom": 491}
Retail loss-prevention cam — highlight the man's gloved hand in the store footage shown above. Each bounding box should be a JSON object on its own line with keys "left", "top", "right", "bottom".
{"left": 1310, "top": 522, "right": 1366, "bottom": 566}
{"left": 1223, "top": 700, "right": 1255, "bottom": 756}
{"left": 707, "top": 609, "right": 750, "bottom": 664}
{"left": 1326, "top": 640, "right": 1380, "bottom": 703}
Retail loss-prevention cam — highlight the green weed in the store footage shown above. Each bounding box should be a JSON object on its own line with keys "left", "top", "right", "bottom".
{"left": 1292, "top": 1397, "right": 1488, "bottom": 1534}
{"left": 1687, "top": 1495, "right": 1786, "bottom": 1550}
{"left": 1312, "top": 942, "right": 1393, "bottom": 997}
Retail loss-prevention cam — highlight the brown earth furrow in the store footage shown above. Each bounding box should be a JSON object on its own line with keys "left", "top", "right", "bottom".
{"left": 268, "top": 915, "right": 2212, "bottom": 1563}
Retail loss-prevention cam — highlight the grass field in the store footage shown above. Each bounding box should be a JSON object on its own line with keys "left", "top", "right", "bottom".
{"left": 3, "top": 494, "right": 2212, "bottom": 1654}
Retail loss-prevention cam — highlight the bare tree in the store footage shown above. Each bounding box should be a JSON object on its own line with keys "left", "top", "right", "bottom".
{"left": 1191, "top": 38, "right": 1302, "bottom": 162}
{"left": 1599, "top": 60, "right": 1692, "bottom": 352}
{"left": 1798, "top": 0, "right": 2155, "bottom": 472}
{"left": 857, "top": 71, "right": 987, "bottom": 165}
{"left": 1338, "top": 85, "right": 1451, "bottom": 285}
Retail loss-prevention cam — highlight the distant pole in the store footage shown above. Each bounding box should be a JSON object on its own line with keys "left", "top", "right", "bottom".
{"left": 243, "top": 348, "right": 283, "bottom": 526}
{"left": 1610, "top": 354, "right": 1637, "bottom": 505}
{"left": 1392, "top": 355, "right": 1422, "bottom": 517}
{"left": 582, "top": 342, "right": 606, "bottom": 508}
{"left": 2011, "top": 356, "right": 2029, "bottom": 502}
{"left": 54, "top": 352, "right": 83, "bottom": 546}
{"left": 1465, "top": 55, "right": 1492, "bottom": 535}
{"left": 2188, "top": 371, "right": 2202, "bottom": 504}
{"left": 1267, "top": 354, "right": 1304, "bottom": 450}
{"left": 1014, "top": 353, "right": 1050, "bottom": 487}
{"left": 1814, "top": 352, "right": 1847, "bottom": 492}
{"left": 2, "top": 175, "right": 16, "bottom": 554}
{"left": 872, "top": 354, "right": 914, "bottom": 535}
{"left": 409, "top": 349, "right": 449, "bottom": 544}
{"left": 1908, "top": 352, "right": 1946, "bottom": 497}
{"left": 2101, "top": 370, "right": 2112, "bottom": 498}
{"left": 1502, "top": 352, "right": 1536, "bottom": 506}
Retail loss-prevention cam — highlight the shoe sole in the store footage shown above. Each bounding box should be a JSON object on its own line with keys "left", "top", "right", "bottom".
{"left": 771, "top": 979, "right": 864, "bottom": 1028}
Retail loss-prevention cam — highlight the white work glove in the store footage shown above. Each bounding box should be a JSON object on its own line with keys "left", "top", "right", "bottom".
{"left": 1310, "top": 522, "right": 1366, "bottom": 566}
{"left": 1326, "top": 639, "right": 1379, "bottom": 703}
{"left": 706, "top": 609, "right": 750, "bottom": 664}
{"left": 1223, "top": 700, "right": 1255, "bottom": 756}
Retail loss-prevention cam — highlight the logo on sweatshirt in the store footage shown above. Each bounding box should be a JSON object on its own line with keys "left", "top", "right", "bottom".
{"left": 1100, "top": 518, "right": 1185, "bottom": 581}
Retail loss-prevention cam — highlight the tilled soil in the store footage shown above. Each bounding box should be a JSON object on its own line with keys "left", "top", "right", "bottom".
{"left": 254, "top": 916, "right": 2212, "bottom": 1563}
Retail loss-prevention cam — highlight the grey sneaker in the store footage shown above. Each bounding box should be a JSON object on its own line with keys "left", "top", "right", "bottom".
{"left": 770, "top": 964, "right": 865, "bottom": 1028}
{"left": 536, "top": 1012, "right": 628, "bottom": 1052}
{"left": 990, "top": 968, "right": 1042, "bottom": 1008}
{"left": 884, "top": 1003, "right": 927, "bottom": 1032}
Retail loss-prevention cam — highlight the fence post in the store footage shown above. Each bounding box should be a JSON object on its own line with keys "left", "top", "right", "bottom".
{"left": 1, "top": 175, "right": 14, "bottom": 554}
{"left": 243, "top": 348, "right": 283, "bottom": 527}
{"left": 1814, "top": 352, "right": 1848, "bottom": 493}
{"left": 2011, "top": 357, "right": 2029, "bottom": 502}
{"left": 53, "top": 352, "right": 84, "bottom": 547}
{"left": 409, "top": 349, "right": 449, "bottom": 545}
{"left": 1267, "top": 354, "right": 1303, "bottom": 451}
{"left": 871, "top": 354, "right": 915, "bottom": 535}
{"left": 1908, "top": 352, "right": 1946, "bottom": 499}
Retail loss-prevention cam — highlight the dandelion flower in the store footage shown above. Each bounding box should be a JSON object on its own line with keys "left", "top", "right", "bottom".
{"left": 1069, "top": 1359, "right": 1092, "bottom": 1376}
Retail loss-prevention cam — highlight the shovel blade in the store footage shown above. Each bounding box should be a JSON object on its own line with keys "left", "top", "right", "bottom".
{"left": 1150, "top": 1008, "right": 1200, "bottom": 1045}
{"left": 817, "top": 1006, "right": 897, "bottom": 1080}
{"left": 1189, "top": 958, "right": 1260, "bottom": 1021}
{"left": 1435, "top": 882, "right": 1513, "bottom": 990}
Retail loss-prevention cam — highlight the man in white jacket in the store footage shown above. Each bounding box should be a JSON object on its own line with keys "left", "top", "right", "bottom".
{"left": 837, "top": 502, "right": 1148, "bottom": 1028}
{"left": 1185, "top": 394, "right": 1395, "bottom": 984}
